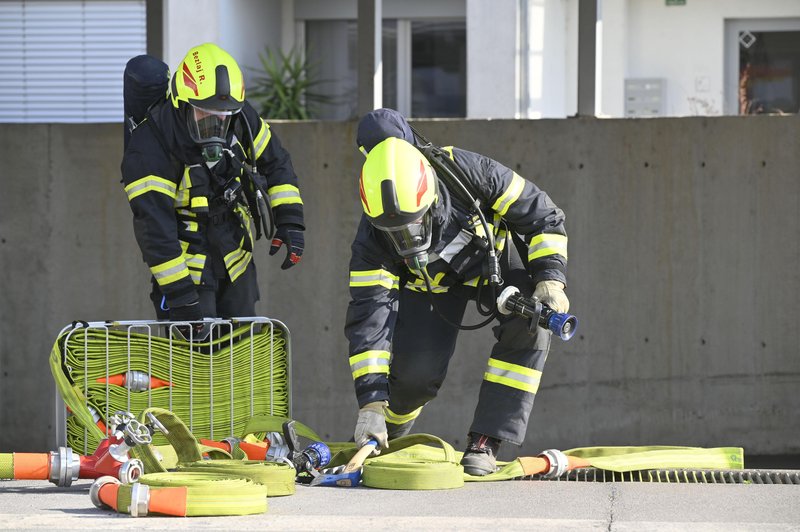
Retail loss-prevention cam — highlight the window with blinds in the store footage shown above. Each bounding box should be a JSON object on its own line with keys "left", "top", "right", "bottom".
{"left": 0, "top": 0, "right": 146, "bottom": 123}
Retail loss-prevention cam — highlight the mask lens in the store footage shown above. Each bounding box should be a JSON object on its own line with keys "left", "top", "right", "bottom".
{"left": 380, "top": 211, "right": 433, "bottom": 258}
{"left": 187, "top": 106, "right": 236, "bottom": 143}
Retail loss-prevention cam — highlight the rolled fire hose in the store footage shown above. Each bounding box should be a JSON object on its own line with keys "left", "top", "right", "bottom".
{"left": 131, "top": 408, "right": 295, "bottom": 495}
{"left": 91, "top": 472, "right": 268, "bottom": 517}
{"left": 49, "top": 323, "right": 289, "bottom": 453}
{"left": 327, "top": 434, "right": 465, "bottom": 490}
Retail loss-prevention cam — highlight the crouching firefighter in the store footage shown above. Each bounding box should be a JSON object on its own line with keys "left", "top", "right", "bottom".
{"left": 121, "top": 43, "right": 305, "bottom": 325}
{"left": 347, "top": 109, "right": 569, "bottom": 476}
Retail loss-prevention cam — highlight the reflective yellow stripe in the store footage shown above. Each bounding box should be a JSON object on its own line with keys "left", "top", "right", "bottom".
{"left": 349, "top": 350, "right": 391, "bottom": 379}
{"left": 528, "top": 233, "right": 568, "bottom": 261}
{"left": 267, "top": 184, "right": 303, "bottom": 207}
{"left": 235, "top": 205, "right": 254, "bottom": 248}
{"left": 252, "top": 118, "right": 272, "bottom": 159}
{"left": 349, "top": 269, "right": 399, "bottom": 290}
{"left": 385, "top": 406, "right": 423, "bottom": 425}
{"left": 227, "top": 250, "right": 252, "bottom": 282}
{"left": 124, "top": 175, "right": 177, "bottom": 201}
{"left": 184, "top": 253, "right": 206, "bottom": 284}
{"left": 175, "top": 167, "right": 192, "bottom": 207}
{"left": 150, "top": 256, "right": 190, "bottom": 286}
{"left": 183, "top": 220, "right": 199, "bottom": 232}
{"left": 191, "top": 196, "right": 208, "bottom": 209}
{"left": 483, "top": 358, "right": 542, "bottom": 394}
{"left": 224, "top": 244, "right": 252, "bottom": 282}
{"left": 491, "top": 172, "right": 525, "bottom": 216}
{"left": 463, "top": 276, "right": 490, "bottom": 287}
{"left": 405, "top": 271, "right": 448, "bottom": 293}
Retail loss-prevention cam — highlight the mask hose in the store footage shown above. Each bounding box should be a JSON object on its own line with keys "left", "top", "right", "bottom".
{"left": 419, "top": 265, "right": 496, "bottom": 331}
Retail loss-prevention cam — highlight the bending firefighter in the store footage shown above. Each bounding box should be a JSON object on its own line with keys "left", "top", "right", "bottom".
{"left": 121, "top": 43, "right": 304, "bottom": 324}
{"left": 347, "top": 109, "right": 569, "bottom": 476}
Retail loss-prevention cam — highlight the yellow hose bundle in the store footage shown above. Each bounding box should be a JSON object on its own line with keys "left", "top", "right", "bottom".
{"left": 49, "top": 319, "right": 289, "bottom": 454}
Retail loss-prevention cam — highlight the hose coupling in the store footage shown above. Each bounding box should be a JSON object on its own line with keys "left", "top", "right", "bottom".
{"left": 265, "top": 432, "right": 291, "bottom": 461}
{"left": 90, "top": 475, "right": 120, "bottom": 509}
{"left": 128, "top": 482, "right": 150, "bottom": 517}
{"left": 48, "top": 447, "right": 80, "bottom": 487}
{"left": 538, "top": 449, "right": 569, "bottom": 479}
{"left": 118, "top": 458, "right": 144, "bottom": 484}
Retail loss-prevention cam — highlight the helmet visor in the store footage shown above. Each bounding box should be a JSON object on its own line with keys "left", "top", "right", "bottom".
{"left": 187, "top": 105, "right": 238, "bottom": 144}
{"left": 373, "top": 210, "right": 433, "bottom": 259}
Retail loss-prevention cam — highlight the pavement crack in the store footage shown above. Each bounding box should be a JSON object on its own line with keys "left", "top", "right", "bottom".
{"left": 607, "top": 485, "right": 618, "bottom": 532}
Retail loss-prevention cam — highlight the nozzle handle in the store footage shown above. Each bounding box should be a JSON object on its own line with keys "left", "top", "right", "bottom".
{"left": 496, "top": 286, "right": 578, "bottom": 341}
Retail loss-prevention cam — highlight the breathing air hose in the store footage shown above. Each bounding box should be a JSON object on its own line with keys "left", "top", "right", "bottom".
{"left": 49, "top": 322, "right": 289, "bottom": 454}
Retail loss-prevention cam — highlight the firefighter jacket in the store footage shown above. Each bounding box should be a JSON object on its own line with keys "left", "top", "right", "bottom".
{"left": 345, "top": 146, "right": 568, "bottom": 408}
{"left": 121, "top": 100, "right": 304, "bottom": 308}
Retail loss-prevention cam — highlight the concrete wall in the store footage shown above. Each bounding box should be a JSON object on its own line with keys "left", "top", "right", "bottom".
{"left": 1, "top": 116, "right": 798, "bottom": 462}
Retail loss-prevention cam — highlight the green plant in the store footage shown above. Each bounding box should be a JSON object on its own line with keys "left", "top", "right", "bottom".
{"left": 247, "top": 46, "right": 333, "bottom": 120}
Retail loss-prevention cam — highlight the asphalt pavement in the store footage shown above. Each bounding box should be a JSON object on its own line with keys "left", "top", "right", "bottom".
{"left": 1, "top": 474, "right": 799, "bottom": 531}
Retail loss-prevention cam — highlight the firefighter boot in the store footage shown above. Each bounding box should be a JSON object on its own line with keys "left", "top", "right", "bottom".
{"left": 460, "top": 432, "right": 501, "bottom": 476}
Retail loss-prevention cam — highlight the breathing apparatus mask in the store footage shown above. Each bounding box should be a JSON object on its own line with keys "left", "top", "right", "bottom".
{"left": 187, "top": 104, "right": 239, "bottom": 165}
{"left": 373, "top": 209, "right": 433, "bottom": 273}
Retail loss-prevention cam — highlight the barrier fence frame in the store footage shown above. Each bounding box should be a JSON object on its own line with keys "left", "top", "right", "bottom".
{"left": 53, "top": 317, "right": 291, "bottom": 454}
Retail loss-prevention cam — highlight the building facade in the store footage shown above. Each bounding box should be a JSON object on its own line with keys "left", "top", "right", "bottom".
{"left": 2, "top": 0, "right": 800, "bottom": 122}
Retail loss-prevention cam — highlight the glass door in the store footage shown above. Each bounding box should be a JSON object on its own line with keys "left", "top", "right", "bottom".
{"left": 725, "top": 19, "right": 800, "bottom": 115}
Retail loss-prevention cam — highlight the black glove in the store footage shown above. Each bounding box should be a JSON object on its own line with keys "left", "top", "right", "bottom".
{"left": 168, "top": 301, "right": 211, "bottom": 341}
{"left": 269, "top": 225, "right": 304, "bottom": 270}
{"left": 168, "top": 301, "right": 204, "bottom": 322}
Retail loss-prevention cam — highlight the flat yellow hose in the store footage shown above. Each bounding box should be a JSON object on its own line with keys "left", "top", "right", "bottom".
{"left": 49, "top": 321, "right": 289, "bottom": 454}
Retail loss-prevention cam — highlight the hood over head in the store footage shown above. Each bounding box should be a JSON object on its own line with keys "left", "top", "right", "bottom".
{"left": 356, "top": 108, "right": 416, "bottom": 153}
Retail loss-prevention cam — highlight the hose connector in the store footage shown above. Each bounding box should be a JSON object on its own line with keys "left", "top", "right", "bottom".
{"left": 128, "top": 482, "right": 150, "bottom": 517}
{"left": 48, "top": 447, "right": 80, "bottom": 487}
{"left": 265, "top": 431, "right": 291, "bottom": 461}
{"left": 118, "top": 458, "right": 144, "bottom": 484}
{"left": 90, "top": 475, "right": 120, "bottom": 509}
{"left": 538, "top": 448, "right": 569, "bottom": 479}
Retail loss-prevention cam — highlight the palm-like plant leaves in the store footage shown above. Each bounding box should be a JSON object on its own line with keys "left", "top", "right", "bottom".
{"left": 247, "top": 47, "right": 334, "bottom": 120}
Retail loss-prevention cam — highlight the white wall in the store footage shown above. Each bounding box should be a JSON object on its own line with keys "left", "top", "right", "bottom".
{"left": 467, "top": 0, "right": 518, "bottom": 118}
{"left": 605, "top": 0, "right": 800, "bottom": 117}
{"left": 164, "top": 0, "right": 284, "bottom": 95}
{"left": 164, "top": 0, "right": 221, "bottom": 70}
{"left": 527, "top": 0, "right": 575, "bottom": 118}
{"left": 467, "top": 0, "right": 576, "bottom": 119}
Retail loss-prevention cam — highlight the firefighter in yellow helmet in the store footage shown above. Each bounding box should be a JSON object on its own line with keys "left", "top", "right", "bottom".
{"left": 121, "top": 43, "right": 305, "bottom": 328}
{"left": 347, "top": 109, "right": 569, "bottom": 476}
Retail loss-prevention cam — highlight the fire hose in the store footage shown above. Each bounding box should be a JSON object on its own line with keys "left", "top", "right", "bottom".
{"left": 86, "top": 408, "right": 322, "bottom": 517}
{"left": 49, "top": 323, "right": 289, "bottom": 453}
{"left": 90, "top": 472, "right": 268, "bottom": 517}
{"left": 0, "top": 411, "right": 153, "bottom": 486}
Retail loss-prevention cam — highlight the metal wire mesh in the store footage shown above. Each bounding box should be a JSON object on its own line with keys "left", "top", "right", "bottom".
{"left": 521, "top": 467, "right": 800, "bottom": 484}
{"left": 52, "top": 317, "right": 290, "bottom": 454}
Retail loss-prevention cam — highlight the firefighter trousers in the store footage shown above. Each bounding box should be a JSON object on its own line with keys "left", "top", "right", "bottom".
{"left": 150, "top": 261, "right": 260, "bottom": 319}
{"left": 387, "top": 245, "right": 552, "bottom": 446}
